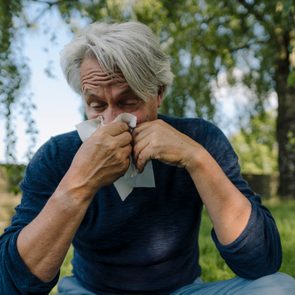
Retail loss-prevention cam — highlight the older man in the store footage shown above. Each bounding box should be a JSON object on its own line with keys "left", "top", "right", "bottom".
{"left": 0, "top": 21, "right": 294, "bottom": 295}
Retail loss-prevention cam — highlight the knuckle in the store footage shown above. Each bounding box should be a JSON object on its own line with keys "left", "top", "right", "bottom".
{"left": 126, "top": 146, "right": 131, "bottom": 154}
{"left": 138, "top": 153, "right": 144, "bottom": 162}
{"left": 150, "top": 138, "right": 158, "bottom": 148}
{"left": 108, "top": 141, "right": 117, "bottom": 151}
{"left": 115, "top": 150, "right": 122, "bottom": 160}
{"left": 119, "top": 122, "right": 128, "bottom": 132}
{"left": 125, "top": 131, "right": 132, "bottom": 142}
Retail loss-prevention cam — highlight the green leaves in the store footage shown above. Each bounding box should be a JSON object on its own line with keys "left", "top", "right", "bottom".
{"left": 287, "top": 71, "right": 295, "bottom": 87}
{"left": 230, "top": 112, "right": 278, "bottom": 174}
{"left": 1, "top": 0, "right": 294, "bottom": 195}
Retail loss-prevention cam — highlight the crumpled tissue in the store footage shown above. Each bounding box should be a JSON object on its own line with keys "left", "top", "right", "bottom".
{"left": 76, "top": 113, "right": 155, "bottom": 201}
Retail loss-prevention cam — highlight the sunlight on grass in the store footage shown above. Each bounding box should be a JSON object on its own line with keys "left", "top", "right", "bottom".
{"left": 199, "top": 198, "right": 295, "bottom": 282}
{"left": 1, "top": 193, "right": 294, "bottom": 294}
{"left": 198, "top": 208, "right": 235, "bottom": 282}
{"left": 49, "top": 198, "right": 295, "bottom": 295}
{"left": 265, "top": 198, "right": 295, "bottom": 277}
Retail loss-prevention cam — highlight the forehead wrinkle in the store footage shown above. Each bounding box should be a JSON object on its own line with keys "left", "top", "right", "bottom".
{"left": 81, "top": 70, "right": 114, "bottom": 85}
{"left": 82, "top": 68, "right": 114, "bottom": 78}
{"left": 81, "top": 79, "right": 131, "bottom": 97}
{"left": 81, "top": 80, "right": 129, "bottom": 95}
{"left": 81, "top": 70, "right": 127, "bottom": 90}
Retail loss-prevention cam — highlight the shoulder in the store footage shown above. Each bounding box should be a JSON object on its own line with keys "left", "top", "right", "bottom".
{"left": 21, "top": 131, "right": 81, "bottom": 191}
{"left": 31, "top": 130, "right": 81, "bottom": 165}
{"left": 51, "top": 130, "right": 82, "bottom": 154}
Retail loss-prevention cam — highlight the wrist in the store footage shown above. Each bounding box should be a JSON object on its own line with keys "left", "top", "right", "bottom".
{"left": 56, "top": 173, "right": 98, "bottom": 205}
{"left": 184, "top": 144, "right": 207, "bottom": 175}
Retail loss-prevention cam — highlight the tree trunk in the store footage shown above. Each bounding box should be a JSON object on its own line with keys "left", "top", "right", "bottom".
{"left": 275, "top": 35, "right": 295, "bottom": 198}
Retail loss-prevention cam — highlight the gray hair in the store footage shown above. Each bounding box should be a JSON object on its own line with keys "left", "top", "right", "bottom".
{"left": 60, "top": 21, "right": 174, "bottom": 101}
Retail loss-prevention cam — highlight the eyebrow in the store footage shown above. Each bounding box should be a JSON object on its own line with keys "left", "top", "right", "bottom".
{"left": 83, "top": 87, "right": 137, "bottom": 100}
{"left": 83, "top": 89, "right": 98, "bottom": 98}
{"left": 117, "top": 87, "right": 136, "bottom": 98}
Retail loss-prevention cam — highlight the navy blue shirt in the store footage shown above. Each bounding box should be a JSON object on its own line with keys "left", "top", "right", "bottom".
{"left": 0, "top": 115, "right": 282, "bottom": 294}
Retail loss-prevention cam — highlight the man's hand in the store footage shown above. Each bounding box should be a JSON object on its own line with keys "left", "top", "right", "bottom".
{"left": 17, "top": 121, "right": 132, "bottom": 283}
{"left": 133, "top": 119, "right": 252, "bottom": 246}
{"left": 61, "top": 121, "right": 132, "bottom": 200}
{"left": 133, "top": 119, "right": 200, "bottom": 172}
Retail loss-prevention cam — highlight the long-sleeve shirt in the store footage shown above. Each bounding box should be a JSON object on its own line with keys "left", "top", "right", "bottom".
{"left": 0, "top": 114, "right": 282, "bottom": 295}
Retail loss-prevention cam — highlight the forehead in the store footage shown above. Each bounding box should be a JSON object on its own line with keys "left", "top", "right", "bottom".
{"left": 80, "top": 57, "right": 128, "bottom": 90}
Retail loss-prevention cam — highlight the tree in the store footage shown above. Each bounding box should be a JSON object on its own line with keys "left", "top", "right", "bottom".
{"left": 1, "top": 0, "right": 294, "bottom": 197}
{"left": 230, "top": 111, "right": 278, "bottom": 175}
{"left": 0, "top": 1, "right": 37, "bottom": 162}
{"left": 149, "top": 0, "right": 295, "bottom": 197}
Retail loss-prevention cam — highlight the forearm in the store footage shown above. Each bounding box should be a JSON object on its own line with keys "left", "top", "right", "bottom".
{"left": 17, "top": 183, "right": 92, "bottom": 282}
{"left": 186, "top": 147, "right": 251, "bottom": 245}
{"left": 211, "top": 202, "right": 282, "bottom": 278}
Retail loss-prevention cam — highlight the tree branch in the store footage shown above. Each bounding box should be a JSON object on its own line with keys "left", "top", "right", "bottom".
{"left": 198, "top": 39, "right": 267, "bottom": 56}
{"left": 229, "top": 39, "right": 268, "bottom": 53}
{"left": 237, "top": 0, "right": 275, "bottom": 37}
{"left": 30, "top": 0, "right": 67, "bottom": 6}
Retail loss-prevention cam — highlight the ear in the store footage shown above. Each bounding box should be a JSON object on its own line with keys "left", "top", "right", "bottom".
{"left": 157, "top": 86, "right": 164, "bottom": 107}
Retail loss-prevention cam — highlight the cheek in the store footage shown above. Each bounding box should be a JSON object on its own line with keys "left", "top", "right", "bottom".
{"left": 85, "top": 106, "right": 97, "bottom": 120}
{"left": 131, "top": 111, "right": 145, "bottom": 124}
{"left": 134, "top": 108, "right": 157, "bottom": 124}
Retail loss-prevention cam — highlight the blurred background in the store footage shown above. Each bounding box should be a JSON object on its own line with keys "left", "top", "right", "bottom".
{"left": 0, "top": 0, "right": 294, "bottom": 290}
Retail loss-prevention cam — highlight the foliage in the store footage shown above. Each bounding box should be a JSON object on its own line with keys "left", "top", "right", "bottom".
{"left": 0, "top": 0, "right": 294, "bottom": 196}
{"left": 0, "top": 0, "right": 38, "bottom": 163}
{"left": 200, "top": 198, "right": 295, "bottom": 281}
{"left": 230, "top": 111, "right": 278, "bottom": 174}
{"left": 1, "top": 193, "right": 294, "bottom": 294}
{"left": 47, "top": 198, "right": 295, "bottom": 294}
{"left": 0, "top": 164, "right": 26, "bottom": 194}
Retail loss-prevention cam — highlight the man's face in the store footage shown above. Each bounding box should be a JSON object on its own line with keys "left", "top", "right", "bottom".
{"left": 80, "top": 57, "right": 162, "bottom": 124}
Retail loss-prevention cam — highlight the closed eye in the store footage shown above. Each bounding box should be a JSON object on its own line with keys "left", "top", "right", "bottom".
{"left": 118, "top": 98, "right": 141, "bottom": 108}
{"left": 89, "top": 101, "right": 107, "bottom": 110}
{"left": 120, "top": 102, "right": 138, "bottom": 106}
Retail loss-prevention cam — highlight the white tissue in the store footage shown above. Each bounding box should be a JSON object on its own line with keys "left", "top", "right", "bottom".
{"left": 76, "top": 116, "right": 104, "bottom": 142}
{"left": 75, "top": 113, "right": 155, "bottom": 201}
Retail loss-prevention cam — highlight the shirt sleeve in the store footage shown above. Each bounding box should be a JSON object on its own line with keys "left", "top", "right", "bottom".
{"left": 0, "top": 137, "right": 62, "bottom": 294}
{"left": 202, "top": 121, "right": 282, "bottom": 279}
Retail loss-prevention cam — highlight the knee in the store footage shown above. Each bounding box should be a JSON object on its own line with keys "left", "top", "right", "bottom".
{"left": 251, "top": 272, "right": 295, "bottom": 294}
{"left": 267, "top": 272, "right": 295, "bottom": 285}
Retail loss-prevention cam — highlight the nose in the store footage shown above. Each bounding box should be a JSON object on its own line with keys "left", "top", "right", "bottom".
{"left": 103, "top": 107, "right": 121, "bottom": 124}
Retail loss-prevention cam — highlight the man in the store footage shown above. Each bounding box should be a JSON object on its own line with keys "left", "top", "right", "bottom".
{"left": 0, "top": 21, "right": 295, "bottom": 295}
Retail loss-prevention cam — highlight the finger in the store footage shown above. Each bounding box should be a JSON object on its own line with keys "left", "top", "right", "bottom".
{"left": 114, "top": 145, "right": 132, "bottom": 165}
{"left": 136, "top": 147, "right": 151, "bottom": 172}
{"left": 133, "top": 121, "right": 160, "bottom": 144}
{"left": 100, "top": 121, "right": 130, "bottom": 136}
{"left": 134, "top": 119, "right": 168, "bottom": 133}
{"left": 114, "top": 131, "right": 133, "bottom": 147}
{"left": 133, "top": 121, "right": 153, "bottom": 136}
{"left": 132, "top": 127, "right": 153, "bottom": 145}
{"left": 121, "top": 146, "right": 133, "bottom": 171}
{"left": 121, "top": 144, "right": 132, "bottom": 158}
{"left": 133, "top": 137, "right": 150, "bottom": 162}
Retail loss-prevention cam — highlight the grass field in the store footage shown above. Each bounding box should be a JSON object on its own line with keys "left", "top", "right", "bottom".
{"left": 0, "top": 192, "right": 294, "bottom": 294}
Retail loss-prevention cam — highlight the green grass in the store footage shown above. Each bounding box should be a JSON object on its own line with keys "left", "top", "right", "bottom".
{"left": 265, "top": 198, "right": 295, "bottom": 277}
{"left": 0, "top": 194, "right": 294, "bottom": 294}
{"left": 198, "top": 198, "right": 295, "bottom": 282}
{"left": 48, "top": 198, "right": 295, "bottom": 294}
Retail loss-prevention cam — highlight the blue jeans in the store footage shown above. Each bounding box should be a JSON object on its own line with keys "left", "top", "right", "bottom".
{"left": 57, "top": 272, "right": 295, "bottom": 294}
